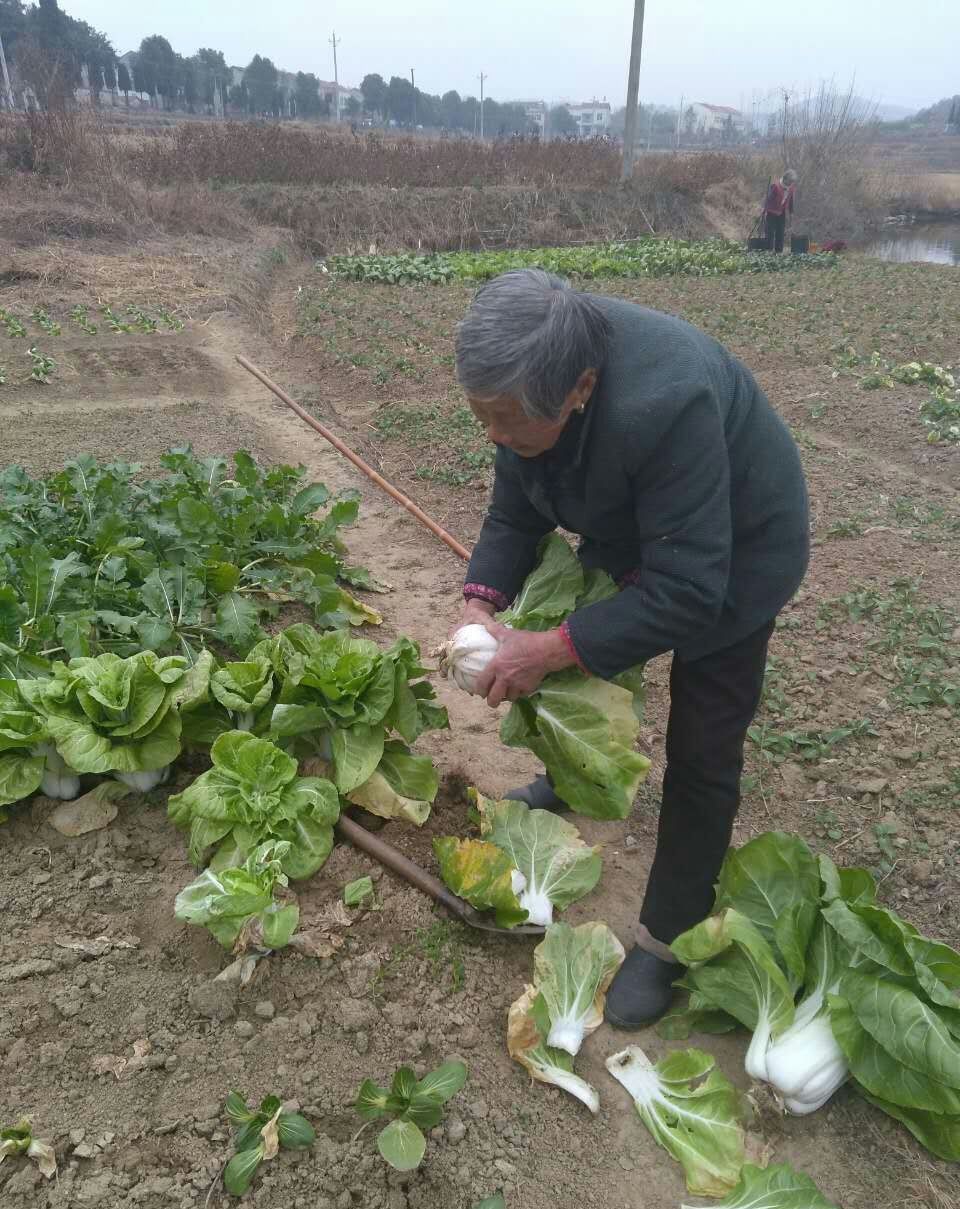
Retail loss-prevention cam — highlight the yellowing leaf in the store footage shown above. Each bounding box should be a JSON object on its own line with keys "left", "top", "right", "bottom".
{"left": 433, "top": 836, "right": 527, "bottom": 928}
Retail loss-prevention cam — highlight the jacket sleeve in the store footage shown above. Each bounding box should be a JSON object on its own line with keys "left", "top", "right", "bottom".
{"left": 464, "top": 445, "right": 555, "bottom": 603}
{"left": 564, "top": 390, "right": 732, "bottom": 678}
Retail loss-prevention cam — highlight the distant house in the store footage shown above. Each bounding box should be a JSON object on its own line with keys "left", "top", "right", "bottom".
{"left": 317, "top": 79, "right": 364, "bottom": 119}
{"left": 509, "top": 100, "right": 548, "bottom": 133}
{"left": 690, "top": 102, "right": 746, "bottom": 135}
{"left": 567, "top": 100, "right": 612, "bottom": 137}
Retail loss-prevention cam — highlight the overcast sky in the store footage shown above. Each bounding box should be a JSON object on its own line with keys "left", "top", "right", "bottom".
{"left": 68, "top": 0, "right": 957, "bottom": 112}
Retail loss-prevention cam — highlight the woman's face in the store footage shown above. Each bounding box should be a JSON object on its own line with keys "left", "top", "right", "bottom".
{"left": 468, "top": 369, "right": 597, "bottom": 458}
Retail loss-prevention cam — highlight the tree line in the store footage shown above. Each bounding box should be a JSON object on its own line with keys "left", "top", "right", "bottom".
{"left": 0, "top": 0, "right": 609, "bottom": 135}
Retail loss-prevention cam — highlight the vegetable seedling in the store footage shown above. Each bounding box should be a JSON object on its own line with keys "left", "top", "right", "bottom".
{"left": 343, "top": 875, "right": 374, "bottom": 907}
{"left": 70, "top": 304, "right": 98, "bottom": 334}
{"left": 353, "top": 1059, "right": 467, "bottom": 1171}
{"left": 0, "top": 1117, "right": 57, "bottom": 1179}
{"left": 157, "top": 305, "right": 184, "bottom": 331}
{"left": 0, "top": 307, "right": 27, "bottom": 338}
{"left": 27, "top": 346, "right": 55, "bottom": 384}
{"left": 100, "top": 305, "right": 132, "bottom": 333}
{"left": 31, "top": 306, "right": 61, "bottom": 336}
{"left": 222, "top": 1092, "right": 315, "bottom": 1195}
{"left": 125, "top": 305, "right": 158, "bottom": 333}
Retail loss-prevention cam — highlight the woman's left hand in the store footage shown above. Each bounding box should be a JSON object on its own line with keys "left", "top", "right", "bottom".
{"left": 473, "top": 622, "right": 576, "bottom": 708}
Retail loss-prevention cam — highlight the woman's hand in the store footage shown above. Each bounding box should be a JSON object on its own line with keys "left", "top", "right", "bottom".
{"left": 451, "top": 597, "right": 497, "bottom": 638}
{"left": 474, "top": 622, "right": 575, "bottom": 708}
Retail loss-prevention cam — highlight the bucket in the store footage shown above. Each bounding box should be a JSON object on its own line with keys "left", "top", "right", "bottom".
{"left": 747, "top": 237, "right": 768, "bottom": 251}
{"left": 791, "top": 234, "right": 810, "bottom": 254}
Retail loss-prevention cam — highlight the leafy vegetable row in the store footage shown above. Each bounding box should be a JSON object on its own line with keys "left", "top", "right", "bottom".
{"left": 0, "top": 447, "right": 380, "bottom": 672}
{"left": 325, "top": 239, "right": 839, "bottom": 285}
{"left": 2, "top": 626, "right": 447, "bottom": 897}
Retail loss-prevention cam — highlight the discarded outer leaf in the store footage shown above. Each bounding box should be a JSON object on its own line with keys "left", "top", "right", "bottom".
{"left": 26, "top": 1137, "right": 57, "bottom": 1179}
{"left": 605, "top": 1046, "right": 753, "bottom": 1198}
{"left": 470, "top": 790, "right": 602, "bottom": 926}
{"left": 473, "top": 1198, "right": 506, "bottom": 1209}
{"left": 344, "top": 876, "right": 374, "bottom": 907}
{"left": 91, "top": 1054, "right": 126, "bottom": 1078}
{"left": 55, "top": 934, "right": 138, "bottom": 957}
{"left": 533, "top": 921, "right": 625, "bottom": 1055}
{"left": 433, "top": 836, "right": 528, "bottom": 928}
{"left": 47, "top": 781, "right": 132, "bottom": 836}
{"left": 287, "top": 901, "right": 353, "bottom": 958}
{"left": 507, "top": 984, "right": 600, "bottom": 1114}
{"left": 132, "top": 1039, "right": 152, "bottom": 1058}
{"left": 377, "top": 1118, "right": 426, "bottom": 1171}
{"left": 215, "top": 955, "right": 262, "bottom": 986}
{"left": 681, "top": 1162, "right": 841, "bottom": 1209}
{"left": 260, "top": 1108, "right": 282, "bottom": 1161}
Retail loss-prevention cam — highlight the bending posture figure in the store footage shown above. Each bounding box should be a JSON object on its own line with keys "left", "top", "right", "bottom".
{"left": 452, "top": 269, "right": 810, "bottom": 1026}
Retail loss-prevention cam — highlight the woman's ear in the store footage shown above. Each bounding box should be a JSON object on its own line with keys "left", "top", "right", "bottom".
{"left": 574, "top": 368, "right": 598, "bottom": 409}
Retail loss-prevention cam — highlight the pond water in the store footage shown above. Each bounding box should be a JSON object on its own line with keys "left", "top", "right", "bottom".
{"left": 865, "top": 222, "right": 960, "bottom": 265}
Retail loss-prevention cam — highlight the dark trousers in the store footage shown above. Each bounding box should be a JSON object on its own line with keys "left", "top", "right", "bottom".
{"left": 766, "top": 212, "right": 786, "bottom": 253}
{"left": 638, "top": 619, "right": 776, "bottom": 944}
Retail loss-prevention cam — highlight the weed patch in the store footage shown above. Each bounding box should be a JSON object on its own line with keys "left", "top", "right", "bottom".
{"left": 373, "top": 404, "right": 494, "bottom": 487}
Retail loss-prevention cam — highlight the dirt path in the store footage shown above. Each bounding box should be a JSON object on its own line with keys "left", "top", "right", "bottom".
{"left": 1, "top": 298, "right": 955, "bottom": 1209}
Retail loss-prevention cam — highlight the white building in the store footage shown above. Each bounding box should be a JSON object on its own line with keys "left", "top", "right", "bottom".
{"left": 690, "top": 102, "right": 746, "bottom": 135}
{"left": 317, "top": 79, "right": 364, "bottom": 119}
{"left": 567, "top": 100, "right": 612, "bottom": 137}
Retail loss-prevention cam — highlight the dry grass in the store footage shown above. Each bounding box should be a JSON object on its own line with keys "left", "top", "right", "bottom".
{"left": 882, "top": 171, "right": 960, "bottom": 213}
{"left": 862, "top": 1113, "right": 960, "bottom": 1209}
{"left": 0, "top": 110, "right": 892, "bottom": 254}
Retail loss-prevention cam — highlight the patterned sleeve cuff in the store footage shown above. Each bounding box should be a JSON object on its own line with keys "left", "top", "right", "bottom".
{"left": 463, "top": 583, "right": 510, "bottom": 611}
{"left": 559, "top": 620, "right": 590, "bottom": 674}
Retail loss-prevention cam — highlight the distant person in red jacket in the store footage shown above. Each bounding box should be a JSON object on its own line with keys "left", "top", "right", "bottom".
{"left": 764, "top": 170, "right": 797, "bottom": 253}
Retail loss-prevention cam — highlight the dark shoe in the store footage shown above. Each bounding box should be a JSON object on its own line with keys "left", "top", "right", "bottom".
{"left": 605, "top": 946, "right": 684, "bottom": 1029}
{"left": 503, "top": 774, "right": 566, "bottom": 813}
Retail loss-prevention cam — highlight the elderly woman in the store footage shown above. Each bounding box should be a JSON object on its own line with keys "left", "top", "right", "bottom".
{"left": 452, "top": 269, "right": 809, "bottom": 1027}
{"left": 763, "top": 169, "right": 797, "bottom": 253}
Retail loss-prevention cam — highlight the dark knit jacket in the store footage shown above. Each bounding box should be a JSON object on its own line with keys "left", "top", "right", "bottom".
{"left": 464, "top": 296, "right": 810, "bottom": 679}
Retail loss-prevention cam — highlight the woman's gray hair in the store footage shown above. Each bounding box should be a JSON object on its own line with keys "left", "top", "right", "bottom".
{"left": 455, "top": 269, "right": 611, "bottom": 421}
{"left": 782, "top": 168, "right": 797, "bottom": 184}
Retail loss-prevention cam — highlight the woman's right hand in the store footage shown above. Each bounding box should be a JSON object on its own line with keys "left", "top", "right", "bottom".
{"left": 450, "top": 597, "right": 497, "bottom": 638}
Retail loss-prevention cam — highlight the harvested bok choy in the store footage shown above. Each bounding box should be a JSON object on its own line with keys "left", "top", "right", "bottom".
{"left": 664, "top": 831, "right": 960, "bottom": 1159}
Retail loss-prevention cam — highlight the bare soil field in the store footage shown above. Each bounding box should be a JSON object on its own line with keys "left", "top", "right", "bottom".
{"left": 1, "top": 218, "right": 958, "bottom": 1209}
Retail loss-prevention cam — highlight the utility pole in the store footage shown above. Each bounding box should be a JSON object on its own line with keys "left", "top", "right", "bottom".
{"left": 411, "top": 67, "right": 416, "bottom": 128}
{"left": 676, "top": 92, "right": 684, "bottom": 149}
{"left": 478, "top": 71, "right": 487, "bottom": 139}
{"left": 0, "top": 33, "right": 15, "bottom": 112}
{"left": 620, "top": 0, "right": 645, "bottom": 180}
{"left": 330, "top": 31, "right": 341, "bottom": 121}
